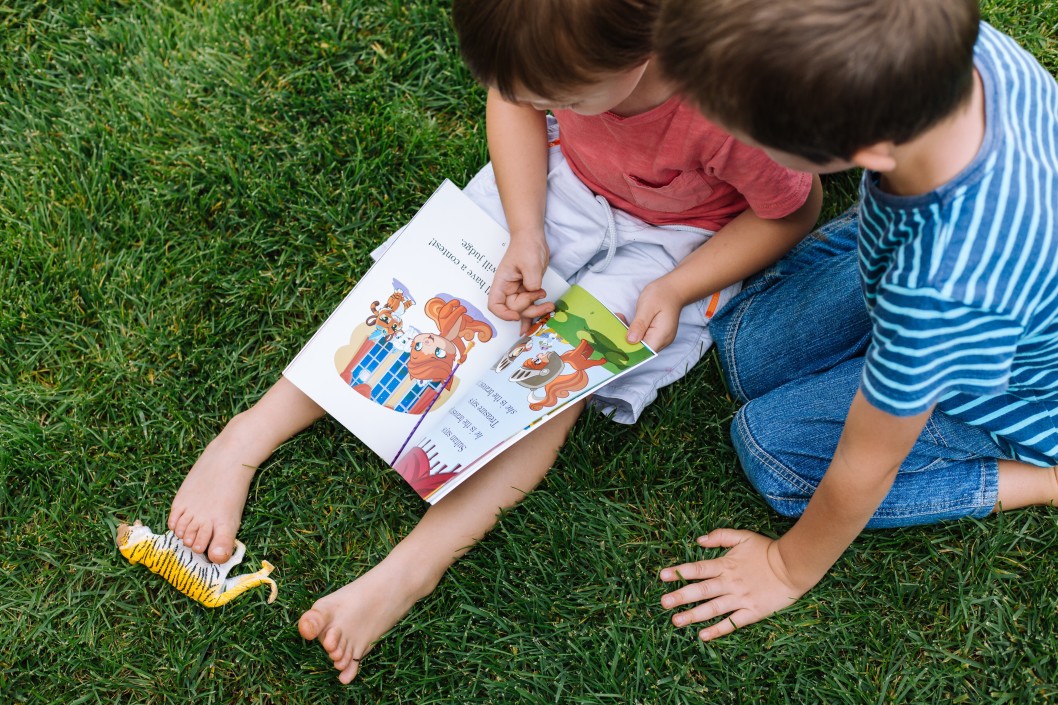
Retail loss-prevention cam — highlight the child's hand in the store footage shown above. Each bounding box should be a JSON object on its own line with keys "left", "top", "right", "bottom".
{"left": 659, "top": 529, "right": 811, "bottom": 641}
{"left": 627, "top": 279, "right": 685, "bottom": 351}
{"left": 488, "top": 234, "right": 554, "bottom": 330}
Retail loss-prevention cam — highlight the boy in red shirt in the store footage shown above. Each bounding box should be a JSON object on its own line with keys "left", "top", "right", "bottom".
{"left": 169, "top": 0, "right": 820, "bottom": 683}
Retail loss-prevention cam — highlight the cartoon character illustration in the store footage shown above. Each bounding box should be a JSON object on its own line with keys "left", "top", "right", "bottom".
{"left": 388, "top": 328, "right": 413, "bottom": 352}
{"left": 493, "top": 335, "right": 534, "bottom": 372}
{"left": 490, "top": 314, "right": 557, "bottom": 372}
{"left": 384, "top": 288, "right": 414, "bottom": 313}
{"left": 366, "top": 288, "right": 415, "bottom": 342}
{"left": 337, "top": 287, "right": 496, "bottom": 415}
{"left": 407, "top": 297, "right": 495, "bottom": 389}
{"left": 508, "top": 349, "right": 564, "bottom": 387}
{"left": 536, "top": 332, "right": 560, "bottom": 351}
{"left": 510, "top": 339, "right": 607, "bottom": 411}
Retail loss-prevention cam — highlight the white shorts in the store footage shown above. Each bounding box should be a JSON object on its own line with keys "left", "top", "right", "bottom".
{"left": 460, "top": 122, "right": 740, "bottom": 424}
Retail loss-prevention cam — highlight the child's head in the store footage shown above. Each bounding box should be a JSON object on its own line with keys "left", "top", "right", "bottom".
{"left": 408, "top": 333, "right": 456, "bottom": 384}
{"left": 451, "top": 0, "right": 659, "bottom": 114}
{"left": 656, "top": 0, "right": 980, "bottom": 170}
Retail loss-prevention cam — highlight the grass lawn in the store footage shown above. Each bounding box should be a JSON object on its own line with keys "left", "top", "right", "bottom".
{"left": 3, "top": 1, "right": 1058, "bottom": 703}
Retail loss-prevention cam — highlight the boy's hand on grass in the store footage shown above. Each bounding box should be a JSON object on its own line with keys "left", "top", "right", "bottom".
{"left": 488, "top": 234, "right": 553, "bottom": 331}
{"left": 659, "top": 529, "right": 812, "bottom": 641}
{"left": 627, "top": 279, "right": 685, "bottom": 351}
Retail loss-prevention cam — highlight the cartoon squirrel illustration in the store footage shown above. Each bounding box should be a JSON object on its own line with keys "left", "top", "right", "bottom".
{"left": 366, "top": 289, "right": 415, "bottom": 341}
{"left": 407, "top": 297, "right": 494, "bottom": 389}
{"left": 491, "top": 314, "right": 556, "bottom": 372}
{"left": 116, "top": 521, "right": 277, "bottom": 607}
{"left": 509, "top": 339, "right": 606, "bottom": 411}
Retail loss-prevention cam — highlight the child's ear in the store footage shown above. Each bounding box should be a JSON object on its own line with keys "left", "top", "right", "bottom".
{"left": 850, "top": 143, "right": 898, "bottom": 172}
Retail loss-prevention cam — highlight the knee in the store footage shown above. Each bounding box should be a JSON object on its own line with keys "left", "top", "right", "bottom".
{"left": 710, "top": 287, "right": 792, "bottom": 405}
{"left": 730, "top": 403, "right": 817, "bottom": 520}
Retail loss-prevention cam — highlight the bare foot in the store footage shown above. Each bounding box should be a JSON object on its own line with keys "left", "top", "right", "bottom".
{"left": 298, "top": 557, "right": 437, "bottom": 684}
{"left": 995, "top": 461, "right": 1058, "bottom": 512}
{"left": 167, "top": 413, "right": 270, "bottom": 563}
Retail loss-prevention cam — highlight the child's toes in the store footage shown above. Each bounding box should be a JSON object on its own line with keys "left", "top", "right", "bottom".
{"left": 334, "top": 647, "right": 358, "bottom": 671}
{"left": 181, "top": 517, "right": 210, "bottom": 554}
{"left": 321, "top": 626, "right": 341, "bottom": 654}
{"left": 207, "top": 526, "right": 236, "bottom": 563}
{"left": 173, "top": 512, "right": 197, "bottom": 544}
{"left": 167, "top": 506, "right": 184, "bottom": 534}
{"left": 186, "top": 528, "right": 205, "bottom": 555}
{"left": 338, "top": 660, "right": 360, "bottom": 685}
{"left": 298, "top": 609, "right": 325, "bottom": 640}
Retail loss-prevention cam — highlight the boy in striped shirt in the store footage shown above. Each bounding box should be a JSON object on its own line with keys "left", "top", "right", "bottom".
{"left": 653, "top": 0, "right": 1058, "bottom": 640}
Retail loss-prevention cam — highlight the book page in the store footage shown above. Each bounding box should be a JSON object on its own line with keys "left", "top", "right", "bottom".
{"left": 283, "top": 180, "right": 569, "bottom": 467}
{"left": 392, "top": 284, "right": 656, "bottom": 503}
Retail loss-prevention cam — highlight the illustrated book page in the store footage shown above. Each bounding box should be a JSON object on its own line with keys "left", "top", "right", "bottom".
{"left": 283, "top": 180, "right": 654, "bottom": 503}
{"left": 393, "top": 282, "right": 655, "bottom": 503}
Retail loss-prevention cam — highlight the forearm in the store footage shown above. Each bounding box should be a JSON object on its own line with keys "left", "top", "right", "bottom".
{"left": 485, "top": 89, "right": 549, "bottom": 243}
{"left": 775, "top": 391, "right": 932, "bottom": 590}
{"left": 776, "top": 453, "right": 898, "bottom": 590}
{"left": 658, "top": 389, "right": 931, "bottom": 641}
{"left": 657, "top": 175, "right": 822, "bottom": 306}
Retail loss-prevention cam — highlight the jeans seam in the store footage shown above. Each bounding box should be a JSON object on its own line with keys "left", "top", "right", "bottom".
{"left": 923, "top": 416, "right": 948, "bottom": 448}
{"left": 735, "top": 409, "right": 817, "bottom": 500}
{"left": 738, "top": 408, "right": 997, "bottom": 522}
{"left": 976, "top": 457, "right": 1000, "bottom": 516}
{"left": 871, "top": 496, "right": 990, "bottom": 519}
{"left": 718, "top": 296, "right": 759, "bottom": 405}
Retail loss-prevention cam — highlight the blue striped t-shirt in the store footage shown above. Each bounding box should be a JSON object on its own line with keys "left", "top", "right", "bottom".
{"left": 858, "top": 23, "right": 1058, "bottom": 466}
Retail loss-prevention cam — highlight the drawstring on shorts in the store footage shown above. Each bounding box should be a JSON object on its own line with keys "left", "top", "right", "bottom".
{"left": 590, "top": 194, "right": 619, "bottom": 273}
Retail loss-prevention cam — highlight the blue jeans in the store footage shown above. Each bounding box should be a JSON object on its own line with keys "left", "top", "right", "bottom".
{"left": 710, "top": 209, "right": 1005, "bottom": 528}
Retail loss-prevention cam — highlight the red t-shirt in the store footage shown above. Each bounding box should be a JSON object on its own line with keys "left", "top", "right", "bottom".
{"left": 555, "top": 96, "right": 813, "bottom": 231}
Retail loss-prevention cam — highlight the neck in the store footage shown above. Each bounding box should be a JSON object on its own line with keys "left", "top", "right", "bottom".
{"left": 879, "top": 69, "right": 985, "bottom": 196}
{"left": 610, "top": 60, "right": 676, "bottom": 117}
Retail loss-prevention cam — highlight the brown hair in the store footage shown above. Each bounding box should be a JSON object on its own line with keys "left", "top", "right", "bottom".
{"left": 452, "top": 0, "right": 659, "bottom": 102}
{"left": 656, "top": 0, "right": 980, "bottom": 162}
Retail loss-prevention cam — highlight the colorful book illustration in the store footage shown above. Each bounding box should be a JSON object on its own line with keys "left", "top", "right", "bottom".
{"left": 283, "top": 181, "right": 655, "bottom": 503}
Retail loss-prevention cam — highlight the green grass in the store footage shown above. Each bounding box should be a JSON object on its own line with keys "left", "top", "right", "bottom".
{"left": 2, "top": 1, "right": 1058, "bottom": 703}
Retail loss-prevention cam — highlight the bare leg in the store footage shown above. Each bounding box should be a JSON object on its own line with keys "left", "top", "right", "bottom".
{"left": 994, "top": 460, "right": 1058, "bottom": 512}
{"left": 298, "top": 401, "right": 585, "bottom": 684}
{"left": 168, "top": 377, "right": 326, "bottom": 562}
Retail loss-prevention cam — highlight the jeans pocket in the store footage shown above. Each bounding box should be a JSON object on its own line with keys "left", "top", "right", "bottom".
{"left": 918, "top": 412, "right": 1007, "bottom": 465}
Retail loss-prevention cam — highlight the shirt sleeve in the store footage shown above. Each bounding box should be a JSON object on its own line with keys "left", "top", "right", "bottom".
{"left": 705, "top": 138, "right": 814, "bottom": 219}
{"left": 861, "top": 284, "right": 1023, "bottom": 416}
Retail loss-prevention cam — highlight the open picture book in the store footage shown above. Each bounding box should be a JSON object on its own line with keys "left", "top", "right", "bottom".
{"left": 283, "top": 180, "right": 655, "bottom": 503}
